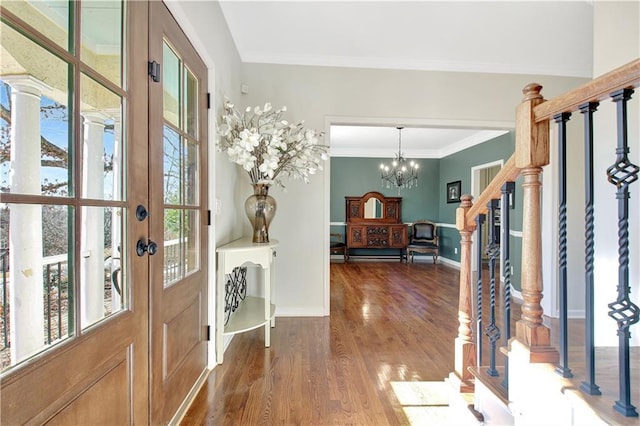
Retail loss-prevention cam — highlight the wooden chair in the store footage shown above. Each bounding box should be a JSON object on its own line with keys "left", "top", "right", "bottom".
{"left": 407, "top": 220, "right": 438, "bottom": 263}
{"left": 330, "top": 233, "right": 348, "bottom": 262}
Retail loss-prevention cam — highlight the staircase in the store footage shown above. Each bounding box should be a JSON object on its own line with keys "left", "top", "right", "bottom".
{"left": 448, "top": 59, "right": 640, "bottom": 424}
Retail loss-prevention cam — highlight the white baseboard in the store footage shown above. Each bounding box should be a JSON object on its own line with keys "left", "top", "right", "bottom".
{"left": 438, "top": 256, "right": 461, "bottom": 269}
{"left": 511, "top": 288, "right": 523, "bottom": 303}
{"left": 275, "top": 308, "right": 326, "bottom": 317}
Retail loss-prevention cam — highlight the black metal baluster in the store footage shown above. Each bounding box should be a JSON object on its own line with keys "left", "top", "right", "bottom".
{"left": 475, "top": 213, "right": 485, "bottom": 368}
{"left": 45, "top": 264, "right": 52, "bottom": 344}
{"left": 580, "top": 101, "right": 601, "bottom": 396}
{"left": 485, "top": 200, "right": 500, "bottom": 377}
{"left": 501, "top": 182, "right": 515, "bottom": 389}
{"left": 56, "top": 262, "right": 62, "bottom": 339}
{"left": 606, "top": 88, "right": 639, "bottom": 417}
{"left": 66, "top": 243, "right": 74, "bottom": 337}
{"left": 554, "top": 111, "right": 573, "bottom": 378}
{"left": 1, "top": 249, "right": 8, "bottom": 349}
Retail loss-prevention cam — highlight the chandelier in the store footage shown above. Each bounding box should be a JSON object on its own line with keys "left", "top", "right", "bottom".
{"left": 380, "top": 126, "right": 419, "bottom": 192}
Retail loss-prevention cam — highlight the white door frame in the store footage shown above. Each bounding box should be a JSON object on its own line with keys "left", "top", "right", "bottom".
{"left": 470, "top": 159, "right": 504, "bottom": 275}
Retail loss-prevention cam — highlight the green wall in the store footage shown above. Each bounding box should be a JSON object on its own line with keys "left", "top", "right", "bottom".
{"left": 330, "top": 131, "right": 524, "bottom": 290}
{"left": 438, "top": 132, "right": 515, "bottom": 222}
{"left": 437, "top": 131, "right": 523, "bottom": 291}
{"left": 330, "top": 157, "right": 439, "bottom": 257}
{"left": 330, "top": 157, "right": 440, "bottom": 223}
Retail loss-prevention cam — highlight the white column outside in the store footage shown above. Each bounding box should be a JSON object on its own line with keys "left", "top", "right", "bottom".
{"left": 5, "top": 75, "right": 47, "bottom": 363}
{"left": 110, "top": 116, "right": 122, "bottom": 311}
{"left": 80, "top": 112, "right": 106, "bottom": 327}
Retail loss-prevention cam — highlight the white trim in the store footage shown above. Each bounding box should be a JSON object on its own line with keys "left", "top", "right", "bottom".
{"left": 438, "top": 130, "right": 510, "bottom": 158}
{"left": 276, "top": 308, "right": 326, "bottom": 317}
{"left": 323, "top": 123, "right": 331, "bottom": 316}
{"left": 541, "top": 128, "right": 559, "bottom": 319}
{"left": 164, "top": 0, "right": 220, "bottom": 369}
{"left": 511, "top": 288, "right": 523, "bottom": 304}
{"left": 438, "top": 222, "right": 457, "bottom": 229}
{"left": 327, "top": 117, "right": 513, "bottom": 159}
{"left": 471, "top": 159, "right": 505, "bottom": 202}
{"left": 240, "top": 52, "right": 592, "bottom": 79}
{"left": 470, "top": 159, "right": 505, "bottom": 273}
{"left": 510, "top": 229, "right": 523, "bottom": 238}
{"left": 164, "top": 1, "right": 216, "bottom": 67}
{"left": 330, "top": 130, "right": 509, "bottom": 159}
{"left": 438, "top": 256, "right": 461, "bottom": 269}
{"left": 333, "top": 221, "right": 458, "bottom": 228}
{"left": 326, "top": 116, "right": 514, "bottom": 130}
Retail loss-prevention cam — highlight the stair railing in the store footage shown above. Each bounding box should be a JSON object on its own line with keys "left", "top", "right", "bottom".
{"left": 451, "top": 58, "right": 640, "bottom": 419}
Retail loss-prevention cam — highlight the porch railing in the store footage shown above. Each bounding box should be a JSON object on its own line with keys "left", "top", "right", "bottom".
{"left": 452, "top": 58, "right": 640, "bottom": 420}
{"left": 0, "top": 238, "right": 182, "bottom": 371}
{"left": 1, "top": 250, "right": 74, "bottom": 353}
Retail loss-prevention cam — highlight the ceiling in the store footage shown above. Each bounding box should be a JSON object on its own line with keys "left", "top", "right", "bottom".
{"left": 218, "top": 1, "right": 594, "bottom": 158}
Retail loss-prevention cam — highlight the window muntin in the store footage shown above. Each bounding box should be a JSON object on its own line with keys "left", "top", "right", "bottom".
{"left": 161, "top": 39, "right": 201, "bottom": 288}
{"left": 0, "top": 0, "right": 128, "bottom": 374}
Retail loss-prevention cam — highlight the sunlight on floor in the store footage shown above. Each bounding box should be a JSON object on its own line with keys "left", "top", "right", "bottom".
{"left": 391, "top": 381, "right": 454, "bottom": 425}
{"left": 391, "top": 381, "right": 450, "bottom": 406}
{"left": 403, "top": 406, "right": 453, "bottom": 425}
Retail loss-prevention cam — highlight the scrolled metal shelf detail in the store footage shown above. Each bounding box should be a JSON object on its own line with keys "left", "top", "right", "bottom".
{"left": 224, "top": 266, "right": 247, "bottom": 325}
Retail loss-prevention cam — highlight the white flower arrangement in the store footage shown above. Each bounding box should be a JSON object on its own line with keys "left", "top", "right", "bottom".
{"left": 217, "top": 98, "right": 328, "bottom": 187}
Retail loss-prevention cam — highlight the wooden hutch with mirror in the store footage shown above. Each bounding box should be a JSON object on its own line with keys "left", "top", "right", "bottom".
{"left": 345, "top": 191, "right": 407, "bottom": 261}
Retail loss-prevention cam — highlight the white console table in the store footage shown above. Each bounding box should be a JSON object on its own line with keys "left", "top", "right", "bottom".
{"left": 215, "top": 237, "right": 278, "bottom": 363}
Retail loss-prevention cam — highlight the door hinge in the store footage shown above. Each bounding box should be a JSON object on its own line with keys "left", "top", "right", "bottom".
{"left": 206, "top": 325, "right": 211, "bottom": 341}
{"left": 148, "top": 60, "right": 161, "bottom": 83}
{"left": 207, "top": 93, "right": 211, "bottom": 109}
{"left": 207, "top": 210, "right": 211, "bottom": 226}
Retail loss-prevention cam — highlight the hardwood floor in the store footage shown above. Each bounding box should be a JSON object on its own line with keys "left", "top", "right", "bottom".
{"left": 181, "top": 261, "right": 461, "bottom": 425}
{"left": 181, "top": 261, "right": 638, "bottom": 425}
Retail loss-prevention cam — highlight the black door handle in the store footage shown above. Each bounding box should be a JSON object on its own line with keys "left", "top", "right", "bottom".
{"left": 136, "top": 239, "right": 158, "bottom": 256}
{"left": 136, "top": 205, "right": 148, "bottom": 221}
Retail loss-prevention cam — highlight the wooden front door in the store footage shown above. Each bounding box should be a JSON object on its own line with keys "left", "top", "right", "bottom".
{"left": 0, "top": 1, "right": 150, "bottom": 423}
{"left": 1, "top": 1, "right": 208, "bottom": 423}
{"left": 148, "top": 2, "right": 209, "bottom": 423}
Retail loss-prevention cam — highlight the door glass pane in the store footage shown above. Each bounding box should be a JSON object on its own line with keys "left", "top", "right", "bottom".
{"left": 1, "top": 22, "right": 72, "bottom": 197}
{"left": 184, "top": 66, "right": 197, "bottom": 138}
{"left": 163, "top": 208, "right": 182, "bottom": 286}
{"left": 0, "top": 203, "right": 75, "bottom": 373}
{"left": 184, "top": 138, "right": 198, "bottom": 206}
{"left": 81, "top": 0, "right": 123, "bottom": 86}
{"left": 163, "top": 41, "right": 180, "bottom": 128}
{"left": 106, "top": 206, "right": 125, "bottom": 311}
{"left": 163, "top": 125, "right": 181, "bottom": 204}
{"left": 162, "top": 209, "right": 199, "bottom": 286}
{"left": 1, "top": 1, "right": 70, "bottom": 51}
{"left": 0, "top": 0, "right": 129, "bottom": 376}
{"left": 185, "top": 209, "right": 199, "bottom": 276}
{"left": 80, "top": 74, "right": 123, "bottom": 201}
{"left": 80, "top": 206, "right": 126, "bottom": 330}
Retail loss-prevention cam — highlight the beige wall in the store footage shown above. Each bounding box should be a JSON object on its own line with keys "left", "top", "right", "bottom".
{"left": 592, "top": 1, "right": 640, "bottom": 346}
{"left": 240, "top": 64, "right": 586, "bottom": 315}
{"left": 171, "top": 1, "right": 638, "bottom": 349}
{"left": 166, "top": 0, "right": 246, "bottom": 247}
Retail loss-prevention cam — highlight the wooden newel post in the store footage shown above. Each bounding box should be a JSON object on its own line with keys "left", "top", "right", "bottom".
{"left": 513, "top": 83, "right": 559, "bottom": 363}
{"left": 449, "top": 194, "right": 477, "bottom": 392}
